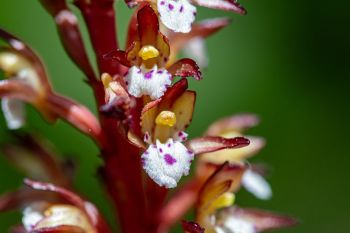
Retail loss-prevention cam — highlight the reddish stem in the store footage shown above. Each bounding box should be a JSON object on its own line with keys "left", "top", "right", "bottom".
{"left": 75, "top": 0, "right": 121, "bottom": 75}
{"left": 75, "top": 1, "right": 149, "bottom": 232}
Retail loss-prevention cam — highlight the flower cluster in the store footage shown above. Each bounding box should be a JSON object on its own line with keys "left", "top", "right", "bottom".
{"left": 0, "top": 0, "right": 296, "bottom": 233}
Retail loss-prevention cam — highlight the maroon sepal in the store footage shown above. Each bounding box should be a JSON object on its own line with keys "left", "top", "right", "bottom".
{"left": 138, "top": 5, "right": 159, "bottom": 46}
{"left": 181, "top": 220, "right": 205, "bottom": 233}
{"left": 186, "top": 136, "right": 250, "bottom": 155}
{"left": 160, "top": 79, "right": 189, "bottom": 107}
{"left": 168, "top": 58, "right": 202, "bottom": 80}
{"left": 103, "top": 49, "right": 130, "bottom": 67}
{"left": 220, "top": 206, "right": 298, "bottom": 232}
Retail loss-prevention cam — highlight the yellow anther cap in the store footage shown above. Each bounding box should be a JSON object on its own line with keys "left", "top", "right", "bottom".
{"left": 155, "top": 111, "right": 177, "bottom": 127}
{"left": 101, "top": 73, "right": 113, "bottom": 87}
{"left": 138, "top": 45, "right": 160, "bottom": 60}
{"left": 210, "top": 192, "right": 235, "bottom": 210}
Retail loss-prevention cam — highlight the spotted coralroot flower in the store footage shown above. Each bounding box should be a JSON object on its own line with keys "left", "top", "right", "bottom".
{"left": 200, "top": 114, "right": 272, "bottom": 200}
{"left": 105, "top": 6, "right": 201, "bottom": 100}
{"left": 0, "top": 1, "right": 297, "bottom": 233}
{"left": 0, "top": 29, "right": 101, "bottom": 137}
{"left": 2, "top": 180, "right": 111, "bottom": 233}
{"left": 191, "top": 162, "right": 297, "bottom": 233}
{"left": 140, "top": 80, "right": 196, "bottom": 188}
{"left": 0, "top": 30, "right": 53, "bottom": 129}
{"left": 125, "top": 0, "right": 247, "bottom": 33}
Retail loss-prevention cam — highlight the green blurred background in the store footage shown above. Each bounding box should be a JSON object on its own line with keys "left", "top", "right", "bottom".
{"left": 0, "top": 0, "right": 349, "bottom": 232}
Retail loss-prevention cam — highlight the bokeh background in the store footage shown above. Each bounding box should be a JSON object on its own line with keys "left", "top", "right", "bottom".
{"left": 0, "top": 0, "right": 349, "bottom": 232}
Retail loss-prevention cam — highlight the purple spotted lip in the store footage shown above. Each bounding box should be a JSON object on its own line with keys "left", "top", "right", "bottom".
{"left": 164, "top": 154, "right": 177, "bottom": 165}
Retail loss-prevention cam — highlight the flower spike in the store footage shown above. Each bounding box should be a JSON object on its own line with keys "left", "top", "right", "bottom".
{"left": 0, "top": 2, "right": 297, "bottom": 233}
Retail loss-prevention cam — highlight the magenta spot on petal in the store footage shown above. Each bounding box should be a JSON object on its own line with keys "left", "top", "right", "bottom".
{"left": 180, "top": 5, "right": 184, "bottom": 12}
{"left": 187, "top": 150, "right": 193, "bottom": 155}
{"left": 157, "top": 70, "right": 164, "bottom": 74}
{"left": 144, "top": 70, "right": 153, "bottom": 79}
{"left": 193, "top": 11, "right": 197, "bottom": 16}
{"left": 178, "top": 131, "right": 184, "bottom": 137}
{"left": 164, "top": 154, "right": 177, "bottom": 165}
{"left": 167, "top": 143, "right": 171, "bottom": 148}
{"left": 159, "top": 148, "right": 163, "bottom": 153}
{"left": 144, "top": 150, "right": 149, "bottom": 155}
{"left": 141, "top": 157, "right": 146, "bottom": 166}
{"left": 152, "top": 144, "right": 157, "bottom": 149}
{"left": 137, "top": 69, "right": 142, "bottom": 74}
{"left": 168, "top": 4, "right": 174, "bottom": 10}
{"left": 160, "top": 1, "right": 165, "bottom": 5}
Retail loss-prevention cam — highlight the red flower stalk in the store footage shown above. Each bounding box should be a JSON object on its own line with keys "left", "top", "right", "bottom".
{"left": 0, "top": 1, "right": 297, "bottom": 233}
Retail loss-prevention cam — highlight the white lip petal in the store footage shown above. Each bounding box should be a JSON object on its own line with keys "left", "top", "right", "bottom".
{"left": 22, "top": 203, "right": 47, "bottom": 231}
{"left": 242, "top": 169, "right": 272, "bottom": 200}
{"left": 157, "top": 0, "right": 196, "bottom": 33}
{"left": 141, "top": 138, "right": 194, "bottom": 188}
{"left": 1, "top": 98, "right": 25, "bottom": 129}
{"left": 125, "top": 65, "right": 172, "bottom": 100}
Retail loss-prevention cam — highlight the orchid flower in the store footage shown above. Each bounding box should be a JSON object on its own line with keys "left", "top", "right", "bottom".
{"left": 125, "top": 0, "right": 246, "bottom": 33}
{"left": 139, "top": 79, "right": 249, "bottom": 188}
{"left": 199, "top": 114, "right": 273, "bottom": 200}
{"left": 105, "top": 5, "right": 201, "bottom": 100}
{"left": 0, "top": 179, "right": 111, "bottom": 233}
{"left": 193, "top": 163, "right": 296, "bottom": 233}
{"left": 0, "top": 29, "right": 101, "bottom": 141}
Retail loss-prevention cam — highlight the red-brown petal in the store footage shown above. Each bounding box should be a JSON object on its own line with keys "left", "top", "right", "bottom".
{"left": 103, "top": 49, "right": 131, "bottom": 67}
{"left": 154, "top": 90, "right": 196, "bottom": 142}
{"left": 181, "top": 220, "right": 205, "bottom": 233}
{"left": 138, "top": 5, "right": 159, "bottom": 46}
{"left": 186, "top": 136, "right": 250, "bottom": 155}
{"left": 196, "top": 162, "right": 247, "bottom": 227}
{"left": 221, "top": 206, "right": 298, "bottom": 232}
{"left": 160, "top": 79, "right": 188, "bottom": 109}
{"left": 168, "top": 58, "right": 202, "bottom": 80}
{"left": 159, "top": 180, "right": 202, "bottom": 231}
{"left": 45, "top": 93, "right": 102, "bottom": 143}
